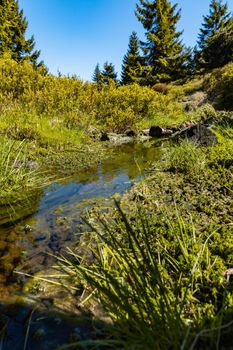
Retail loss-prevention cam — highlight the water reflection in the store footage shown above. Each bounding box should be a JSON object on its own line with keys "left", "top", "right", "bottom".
{"left": 0, "top": 141, "right": 163, "bottom": 295}
{"left": 0, "top": 191, "right": 42, "bottom": 228}
{"left": 37, "top": 141, "right": 162, "bottom": 214}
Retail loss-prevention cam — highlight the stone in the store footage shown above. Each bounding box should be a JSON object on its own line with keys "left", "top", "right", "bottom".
{"left": 172, "top": 123, "right": 217, "bottom": 146}
{"left": 24, "top": 224, "right": 32, "bottom": 233}
{"left": 162, "top": 129, "right": 173, "bottom": 136}
{"left": 180, "top": 91, "right": 207, "bottom": 112}
{"left": 101, "top": 133, "right": 134, "bottom": 145}
{"left": 100, "top": 132, "right": 110, "bottom": 141}
{"left": 136, "top": 134, "right": 152, "bottom": 142}
{"left": 27, "top": 160, "right": 38, "bottom": 170}
{"left": 149, "top": 126, "right": 164, "bottom": 137}
{"left": 141, "top": 129, "right": 150, "bottom": 136}
{"left": 125, "top": 130, "right": 135, "bottom": 137}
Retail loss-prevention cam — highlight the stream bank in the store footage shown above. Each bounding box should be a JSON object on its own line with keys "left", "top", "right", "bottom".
{"left": 0, "top": 140, "right": 163, "bottom": 299}
{"left": 0, "top": 140, "right": 164, "bottom": 349}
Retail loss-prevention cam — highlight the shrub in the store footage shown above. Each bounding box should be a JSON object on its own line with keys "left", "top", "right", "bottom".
{"left": 152, "top": 83, "right": 169, "bottom": 94}
{"left": 0, "top": 56, "right": 187, "bottom": 133}
{"left": 204, "top": 62, "right": 233, "bottom": 111}
{"left": 94, "top": 83, "right": 185, "bottom": 132}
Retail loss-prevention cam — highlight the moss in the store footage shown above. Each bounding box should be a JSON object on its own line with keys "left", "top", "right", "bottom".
{"left": 68, "top": 126, "right": 233, "bottom": 349}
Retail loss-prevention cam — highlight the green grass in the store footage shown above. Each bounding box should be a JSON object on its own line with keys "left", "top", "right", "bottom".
{"left": 0, "top": 108, "right": 87, "bottom": 149}
{"left": 2, "top": 56, "right": 232, "bottom": 348}
{"left": 0, "top": 137, "right": 43, "bottom": 202}
{"left": 0, "top": 136, "right": 49, "bottom": 224}
{"left": 55, "top": 123, "right": 233, "bottom": 349}
{"left": 57, "top": 203, "right": 233, "bottom": 349}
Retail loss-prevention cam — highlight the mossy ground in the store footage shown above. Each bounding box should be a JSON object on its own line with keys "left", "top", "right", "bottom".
{"left": 58, "top": 122, "right": 233, "bottom": 349}
{"left": 1, "top": 56, "right": 233, "bottom": 348}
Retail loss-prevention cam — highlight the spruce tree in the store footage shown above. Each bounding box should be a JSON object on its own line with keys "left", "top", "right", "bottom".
{"left": 121, "top": 31, "right": 142, "bottom": 85}
{"left": 200, "top": 19, "right": 233, "bottom": 69}
{"left": 0, "top": 0, "right": 40, "bottom": 65}
{"left": 135, "top": 0, "right": 186, "bottom": 83}
{"left": 195, "top": 0, "right": 232, "bottom": 69}
{"left": 92, "top": 63, "right": 103, "bottom": 84}
{"left": 101, "top": 62, "right": 118, "bottom": 85}
{"left": 197, "top": 0, "right": 231, "bottom": 50}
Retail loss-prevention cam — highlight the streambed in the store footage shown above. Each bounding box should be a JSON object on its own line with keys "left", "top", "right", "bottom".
{"left": 0, "top": 141, "right": 164, "bottom": 349}
{"left": 0, "top": 141, "right": 163, "bottom": 298}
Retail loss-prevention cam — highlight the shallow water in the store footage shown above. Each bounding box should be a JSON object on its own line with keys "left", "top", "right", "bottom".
{"left": 0, "top": 141, "right": 163, "bottom": 297}
{"left": 0, "top": 141, "right": 164, "bottom": 349}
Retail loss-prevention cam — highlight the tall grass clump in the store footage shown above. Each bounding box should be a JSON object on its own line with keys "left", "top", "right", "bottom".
{"left": 0, "top": 137, "right": 43, "bottom": 204}
{"left": 165, "top": 139, "right": 207, "bottom": 178}
{"left": 58, "top": 201, "right": 233, "bottom": 349}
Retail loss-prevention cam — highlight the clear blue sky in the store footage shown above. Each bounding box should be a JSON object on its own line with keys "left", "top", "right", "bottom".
{"left": 18, "top": 0, "right": 233, "bottom": 81}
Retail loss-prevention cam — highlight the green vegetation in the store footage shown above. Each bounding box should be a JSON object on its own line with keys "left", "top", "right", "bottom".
{"left": 118, "top": 0, "right": 232, "bottom": 85}
{"left": 92, "top": 61, "right": 118, "bottom": 85}
{"left": 204, "top": 62, "right": 233, "bottom": 110}
{"left": 0, "top": 53, "right": 189, "bottom": 216}
{"left": 0, "top": 137, "right": 42, "bottom": 202}
{"left": 201, "top": 20, "right": 233, "bottom": 70}
{"left": 0, "top": 52, "right": 232, "bottom": 221}
{"left": 195, "top": 0, "right": 232, "bottom": 69}
{"left": 92, "top": 63, "right": 102, "bottom": 85}
{"left": 0, "top": 135, "right": 46, "bottom": 225}
{"left": 197, "top": 0, "right": 231, "bottom": 50}
{"left": 0, "top": 0, "right": 233, "bottom": 348}
{"left": 135, "top": 0, "right": 189, "bottom": 84}
{"left": 0, "top": 54, "right": 189, "bottom": 134}
{"left": 121, "top": 31, "right": 142, "bottom": 85}
{"left": 60, "top": 126, "right": 233, "bottom": 349}
{"left": 0, "top": 0, "right": 41, "bottom": 66}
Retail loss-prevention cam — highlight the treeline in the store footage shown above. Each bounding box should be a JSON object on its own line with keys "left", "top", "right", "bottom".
{"left": 0, "top": 0, "right": 232, "bottom": 86}
{"left": 93, "top": 0, "right": 233, "bottom": 86}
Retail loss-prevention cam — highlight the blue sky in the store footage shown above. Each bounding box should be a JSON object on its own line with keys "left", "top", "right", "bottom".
{"left": 18, "top": 0, "right": 233, "bottom": 81}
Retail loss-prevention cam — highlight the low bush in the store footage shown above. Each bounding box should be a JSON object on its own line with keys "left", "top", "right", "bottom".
{"left": 95, "top": 83, "right": 186, "bottom": 132}
{"left": 0, "top": 57, "right": 187, "bottom": 134}
{"left": 203, "top": 62, "right": 233, "bottom": 111}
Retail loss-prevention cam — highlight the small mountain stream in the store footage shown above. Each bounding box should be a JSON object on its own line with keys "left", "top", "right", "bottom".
{"left": 0, "top": 141, "right": 163, "bottom": 349}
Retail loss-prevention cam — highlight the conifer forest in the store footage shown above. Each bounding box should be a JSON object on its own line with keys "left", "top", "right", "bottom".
{"left": 0, "top": 0, "right": 233, "bottom": 349}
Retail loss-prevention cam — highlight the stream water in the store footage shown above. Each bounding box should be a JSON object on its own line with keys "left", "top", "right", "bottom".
{"left": 0, "top": 141, "right": 163, "bottom": 349}
{"left": 0, "top": 141, "right": 163, "bottom": 297}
